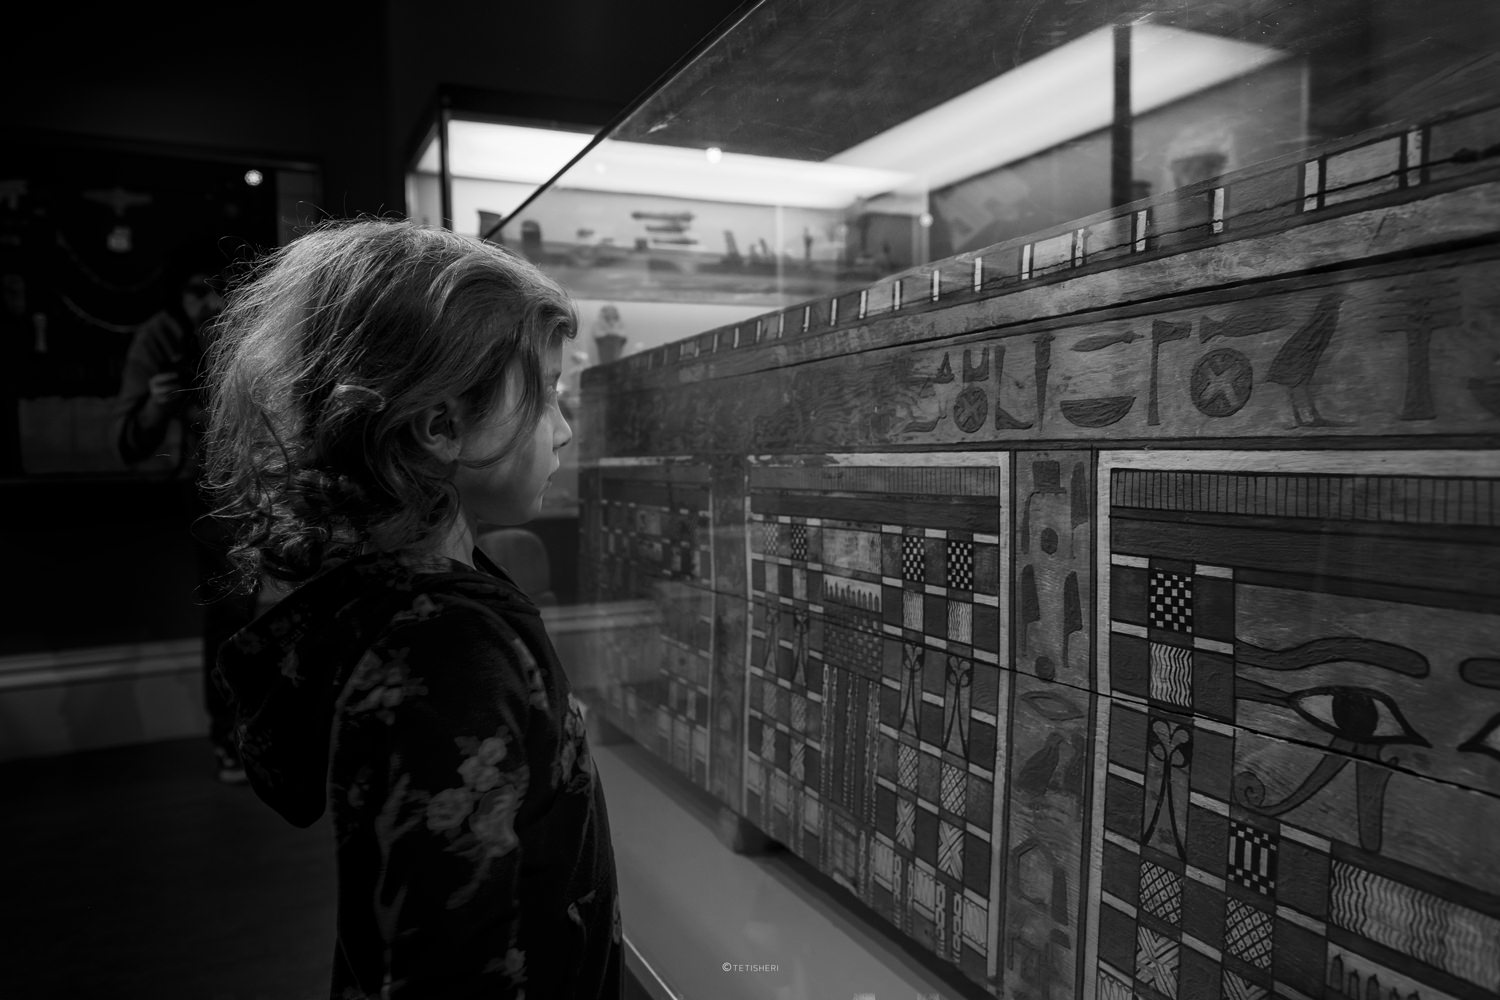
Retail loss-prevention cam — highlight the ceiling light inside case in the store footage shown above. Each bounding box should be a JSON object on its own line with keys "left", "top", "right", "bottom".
{"left": 830, "top": 23, "right": 1291, "bottom": 189}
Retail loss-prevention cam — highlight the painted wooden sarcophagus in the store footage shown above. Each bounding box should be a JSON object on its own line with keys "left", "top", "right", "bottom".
{"left": 567, "top": 100, "right": 1500, "bottom": 1000}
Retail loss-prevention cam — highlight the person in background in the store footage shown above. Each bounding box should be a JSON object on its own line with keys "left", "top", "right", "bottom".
{"left": 203, "top": 218, "right": 620, "bottom": 998}
{"left": 114, "top": 241, "right": 257, "bottom": 784}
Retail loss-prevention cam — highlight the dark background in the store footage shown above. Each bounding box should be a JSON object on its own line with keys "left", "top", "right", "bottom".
{"left": 0, "top": 0, "right": 751, "bottom": 653}
{"left": 2, "top": 2, "right": 758, "bottom": 217}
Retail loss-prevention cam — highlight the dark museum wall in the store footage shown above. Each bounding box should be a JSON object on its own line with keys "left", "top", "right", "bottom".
{"left": 0, "top": 1, "right": 748, "bottom": 662}
{"left": 4, "top": 5, "right": 390, "bottom": 212}
{"left": 5, "top": 1, "right": 751, "bottom": 217}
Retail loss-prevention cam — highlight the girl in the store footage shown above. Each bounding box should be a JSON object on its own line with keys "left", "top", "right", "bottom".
{"left": 203, "top": 218, "right": 620, "bottom": 999}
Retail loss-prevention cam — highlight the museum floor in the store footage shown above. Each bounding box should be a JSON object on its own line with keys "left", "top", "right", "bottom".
{"left": 3, "top": 737, "right": 337, "bottom": 999}
{"left": 2, "top": 739, "right": 661, "bottom": 998}
{"left": 5, "top": 731, "right": 952, "bottom": 1000}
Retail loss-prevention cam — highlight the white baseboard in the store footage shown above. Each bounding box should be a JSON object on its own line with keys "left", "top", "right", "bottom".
{"left": 0, "top": 638, "right": 207, "bottom": 762}
{"left": 0, "top": 638, "right": 200, "bottom": 692}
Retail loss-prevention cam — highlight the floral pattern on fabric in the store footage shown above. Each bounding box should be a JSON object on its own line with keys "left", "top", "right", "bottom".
{"left": 423, "top": 730, "right": 529, "bottom": 861}
{"left": 219, "top": 551, "right": 619, "bottom": 999}
{"left": 342, "top": 646, "right": 429, "bottom": 725}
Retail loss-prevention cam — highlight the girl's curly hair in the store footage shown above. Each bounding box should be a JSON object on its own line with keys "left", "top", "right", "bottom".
{"left": 201, "top": 217, "right": 576, "bottom": 593}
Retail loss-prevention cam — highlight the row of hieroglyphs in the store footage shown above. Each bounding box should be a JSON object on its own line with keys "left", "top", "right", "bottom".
{"left": 728, "top": 266, "right": 1497, "bottom": 455}
{"left": 868, "top": 268, "right": 1497, "bottom": 442}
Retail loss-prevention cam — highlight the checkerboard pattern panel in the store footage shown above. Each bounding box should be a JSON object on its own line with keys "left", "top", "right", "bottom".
{"left": 790, "top": 521, "right": 808, "bottom": 561}
{"left": 947, "top": 539, "right": 974, "bottom": 590}
{"left": 749, "top": 460, "right": 1006, "bottom": 985}
{"left": 1149, "top": 569, "right": 1194, "bottom": 633}
{"left": 902, "top": 534, "right": 925, "bottom": 583}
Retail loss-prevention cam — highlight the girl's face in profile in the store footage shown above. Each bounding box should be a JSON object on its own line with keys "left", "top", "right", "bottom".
{"left": 453, "top": 344, "right": 571, "bottom": 527}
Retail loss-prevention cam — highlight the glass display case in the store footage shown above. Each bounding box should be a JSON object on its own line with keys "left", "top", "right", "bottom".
{"left": 499, "top": 2, "right": 1500, "bottom": 998}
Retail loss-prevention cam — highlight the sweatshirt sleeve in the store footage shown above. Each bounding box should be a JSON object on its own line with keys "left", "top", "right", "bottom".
{"left": 329, "top": 596, "right": 541, "bottom": 998}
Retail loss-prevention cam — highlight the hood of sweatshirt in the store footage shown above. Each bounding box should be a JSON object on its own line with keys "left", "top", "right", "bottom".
{"left": 214, "top": 550, "right": 536, "bottom": 828}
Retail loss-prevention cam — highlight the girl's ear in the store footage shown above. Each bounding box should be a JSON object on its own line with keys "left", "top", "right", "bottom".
{"left": 411, "top": 401, "right": 463, "bottom": 463}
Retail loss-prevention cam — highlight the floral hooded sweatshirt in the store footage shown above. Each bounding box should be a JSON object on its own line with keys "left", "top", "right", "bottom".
{"left": 215, "top": 550, "right": 621, "bottom": 1000}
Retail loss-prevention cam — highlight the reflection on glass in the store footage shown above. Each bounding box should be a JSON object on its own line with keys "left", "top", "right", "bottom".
{"left": 496, "top": 0, "right": 1498, "bottom": 305}
{"left": 926, "top": 23, "right": 1305, "bottom": 255}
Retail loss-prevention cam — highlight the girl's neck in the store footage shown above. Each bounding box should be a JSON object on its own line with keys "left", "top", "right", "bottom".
{"left": 433, "top": 515, "right": 477, "bottom": 567}
{"left": 367, "top": 515, "right": 476, "bottom": 569}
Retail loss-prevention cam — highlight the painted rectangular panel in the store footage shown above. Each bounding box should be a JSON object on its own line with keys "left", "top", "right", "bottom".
{"left": 746, "top": 452, "right": 1010, "bottom": 992}
{"left": 1091, "top": 451, "right": 1500, "bottom": 1000}
{"left": 1001, "top": 672, "right": 1096, "bottom": 1000}
{"left": 1016, "top": 452, "right": 1094, "bottom": 690}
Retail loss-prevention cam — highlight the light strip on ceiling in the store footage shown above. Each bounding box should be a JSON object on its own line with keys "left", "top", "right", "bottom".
{"left": 829, "top": 23, "right": 1290, "bottom": 189}
{"left": 549, "top": 140, "right": 916, "bottom": 209}
{"left": 416, "top": 120, "right": 598, "bottom": 182}
{"left": 419, "top": 120, "right": 915, "bottom": 211}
